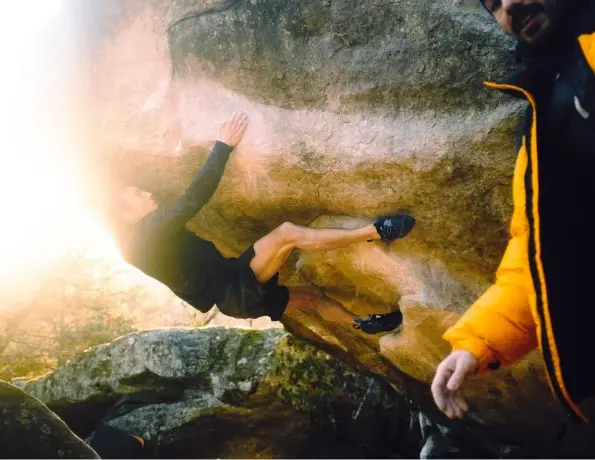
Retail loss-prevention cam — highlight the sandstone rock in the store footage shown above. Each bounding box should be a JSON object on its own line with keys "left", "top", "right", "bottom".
{"left": 66, "top": 0, "right": 594, "bottom": 456}
{"left": 0, "top": 381, "right": 99, "bottom": 458}
{"left": 21, "top": 327, "right": 405, "bottom": 458}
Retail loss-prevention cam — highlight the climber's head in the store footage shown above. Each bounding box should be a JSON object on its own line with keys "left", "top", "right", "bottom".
{"left": 103, "top": 184, "right": 158, "bottom": 243}
{"left": 479, "top": 0, "right": 557, "bottom": 44}
{"left": 120, "top": 186, "right": 158, "bottom": 224}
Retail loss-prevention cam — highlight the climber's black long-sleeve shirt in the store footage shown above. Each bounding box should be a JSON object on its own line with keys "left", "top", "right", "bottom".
{"left": 122, "top": 141, "right": 234, "bottom": 312}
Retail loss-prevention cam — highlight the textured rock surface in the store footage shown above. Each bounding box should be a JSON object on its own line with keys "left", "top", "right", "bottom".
{"left": 21, "top": 328, "right": 405, "bottom": 458}
{"left": 68, "top": 0, "right": 594, "bottom": 456}
{"left": 0, "top": 381, "right": 99, "bottom": 459}
{"left": 19, "top": 328, "right": 527, "bottom": 458}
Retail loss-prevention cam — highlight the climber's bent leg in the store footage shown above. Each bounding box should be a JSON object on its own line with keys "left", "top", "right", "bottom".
{"left": 284, "top": 286, "right": 356, "bottom": 326}
{"left": 283, "top": 287, "right": 404, "bottom": 334}
{"left": 249, "top": 215, "right": 416, "bottom": 284}
{"left": 215, "top": 265, "right": 404, "bottom": 333}
{"left": 214, "top": 215, "right": 415, "bottom": 329}
{"left": 249, "top": 221, "right": 390, "bottom": 284}
{"left": 214, "top": 254, "right": 356, "bottom": 325}
{"left": 214, "top": 245, "right": 359, "bottom": 324}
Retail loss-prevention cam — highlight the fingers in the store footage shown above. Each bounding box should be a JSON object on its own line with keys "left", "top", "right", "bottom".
{"left": 229, "top": 110, "right": 248, "bottom": 129}
{"left": 234, "top": 111, "right": 248, "bottom": 128}
{"left": 447, "top": 360, "right": 469, "bottom": 392}
{"left": 448, "top": 393, "right": 468, "bottom": 419}
{"left": 432, "top": 354, "right": 471, "bottom": 420}
{"left": 229, "top": 111, "right": 240, "bottom": 127}
{"left": 217, "top": 111, "right": 249, "bottom": 146}
{"left": 440, "top": 392, "right": 467, "bottom": 420}
{"left": 445, "top": 398, "right": 460, "bottom": 419}
{"left": 238, "top": 115, "right": 249, "bottom": 135}
{"left": 453, "top": 393, "right": 469, "bottom": 413}
{"left": 237, "top": 110, "right": 248, "bottom": 123}
{"left": 431, "top": 363, "right": 451, "bottom": 413}
{"left": 451, "top": 394, "right": 464, "bottom": 419}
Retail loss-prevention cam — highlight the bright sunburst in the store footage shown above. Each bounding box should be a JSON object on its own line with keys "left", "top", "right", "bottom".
{"left": 0, "top": 0, "right": 120, "bottom": 282}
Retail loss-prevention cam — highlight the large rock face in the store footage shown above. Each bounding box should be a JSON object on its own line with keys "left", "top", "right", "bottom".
{"left": 20, "top": 328, "right": 405, "bottom": 458}
{"left": 0, "top": 381, "right": 99, "bottom": 459}
{"left": 67, "top": 0, "right": 594, "bottom": 456}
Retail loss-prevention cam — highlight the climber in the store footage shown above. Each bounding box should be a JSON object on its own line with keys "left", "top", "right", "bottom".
{"left": 431, "top": 0, "right": 595, "bottom": 422}
{"left": 109, "top": 111, "right": 415, "bottom": 334}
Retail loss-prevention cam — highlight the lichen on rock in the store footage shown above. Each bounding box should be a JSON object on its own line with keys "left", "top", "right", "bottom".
{"left": 19, "top": 327, "right": 406, "bottom": 458}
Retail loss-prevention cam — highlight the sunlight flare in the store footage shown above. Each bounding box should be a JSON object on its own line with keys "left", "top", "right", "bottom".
{"left": 0, "top": 0, "right": 120, "bottom": 280}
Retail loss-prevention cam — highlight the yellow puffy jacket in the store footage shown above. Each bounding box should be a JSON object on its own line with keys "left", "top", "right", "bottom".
{"left": 444, "top": 23, "right": 595, "bottom": 422}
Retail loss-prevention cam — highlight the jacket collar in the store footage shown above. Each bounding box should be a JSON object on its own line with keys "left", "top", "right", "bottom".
{"left": 485, "top": 65, "right": 557, "bottom": 101}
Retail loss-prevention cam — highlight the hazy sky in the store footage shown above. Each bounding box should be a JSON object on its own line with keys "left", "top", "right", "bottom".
{"left": 0, "top": 1, "right": 126, "bottom": 292}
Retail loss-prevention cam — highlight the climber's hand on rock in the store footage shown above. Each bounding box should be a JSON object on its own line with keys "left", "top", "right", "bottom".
{"left": 431, "top": 350, "right": 478, "bottom": 420}
{"left": 218, "top": 111, "right": 249, "bottom": 147}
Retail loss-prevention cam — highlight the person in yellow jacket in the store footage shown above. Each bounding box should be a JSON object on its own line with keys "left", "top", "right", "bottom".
{"left": 432, "top": 0, "right": 595, "bottom": 422}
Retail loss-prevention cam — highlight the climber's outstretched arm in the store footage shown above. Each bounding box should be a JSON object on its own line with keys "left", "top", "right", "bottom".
{"left": 151, "top": 111, "right": 248, "bottom": 231}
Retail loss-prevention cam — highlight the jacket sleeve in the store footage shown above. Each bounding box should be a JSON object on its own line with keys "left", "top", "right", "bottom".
{"left": 149, "top": 141, "right": 234, "bottom": 231}
{"left": 443, "top": 144, "right": 538, "bottom": 373}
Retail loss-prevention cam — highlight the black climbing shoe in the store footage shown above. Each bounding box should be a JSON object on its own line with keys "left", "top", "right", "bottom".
{"left": 373, "top": 214, "right": 416, "bottom": 242}
{"left": 353, "top": 310, "right": 403, "bottom": 334}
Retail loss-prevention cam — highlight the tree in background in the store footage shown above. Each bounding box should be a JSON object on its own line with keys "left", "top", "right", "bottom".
{"left": 0, "top": 241, "right": 275, "bottom": 381}
{"left": 0, "top": 250, "right": 142, "bottom": 380}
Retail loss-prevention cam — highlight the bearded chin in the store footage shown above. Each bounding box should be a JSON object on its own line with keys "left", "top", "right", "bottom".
{"left": 513, "top": 0, "right": 588, "bottom": 71}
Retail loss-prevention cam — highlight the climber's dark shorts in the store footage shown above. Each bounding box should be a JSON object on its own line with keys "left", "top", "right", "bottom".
{"left": 216, "top": 246, "right": 289, "bottom": 321}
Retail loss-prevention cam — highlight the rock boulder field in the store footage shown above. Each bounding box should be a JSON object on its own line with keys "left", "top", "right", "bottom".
{"left": 64, "top": 0, "right": 595, "bottom": 456}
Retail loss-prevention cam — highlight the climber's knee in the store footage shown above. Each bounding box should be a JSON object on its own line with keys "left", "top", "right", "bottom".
{"left": 275, "top": 222, "right": 302, "bottom": 245}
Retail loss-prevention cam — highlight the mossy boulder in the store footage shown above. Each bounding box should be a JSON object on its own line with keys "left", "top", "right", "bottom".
{"left": 20, "top": 328, "right": 404, "bottom": 458}
{"left": 0, "top": 381, "right": 98, "bottom": 458}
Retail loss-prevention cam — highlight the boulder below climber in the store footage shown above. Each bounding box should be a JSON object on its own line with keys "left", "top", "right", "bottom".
{"left": 19, "top": 327, "right": 530, "bottom": 458}
{"left": 0, "top": 380, "right": 98, "bottom": 459}
{"left": 20, "top": 327, "right": 405, "bottom": 458}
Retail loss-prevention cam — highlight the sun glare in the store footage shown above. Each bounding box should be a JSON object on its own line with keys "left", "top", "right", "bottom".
{"left": 0, "top": 0, "right": 121, "bottom": 283}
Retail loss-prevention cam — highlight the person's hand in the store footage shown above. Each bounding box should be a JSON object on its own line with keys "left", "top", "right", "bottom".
{"left": 431, "top": 350, "right": 478, "bottom": 419}
{"left": 217, "top": 111, "right": 249, "bottom": 147}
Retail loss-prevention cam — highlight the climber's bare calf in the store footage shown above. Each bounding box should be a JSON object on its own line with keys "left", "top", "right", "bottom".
{"left": 250, "top": 222, "right": 380, "bottom": 284}
{"left": 282, "top": 286, "right": 356, "bottom": 326}
{"left": 280, "top": 286, "right": 405, "bottom": 337}
{"left": 114, "top": 110, "right": 413, "bottom": 335}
